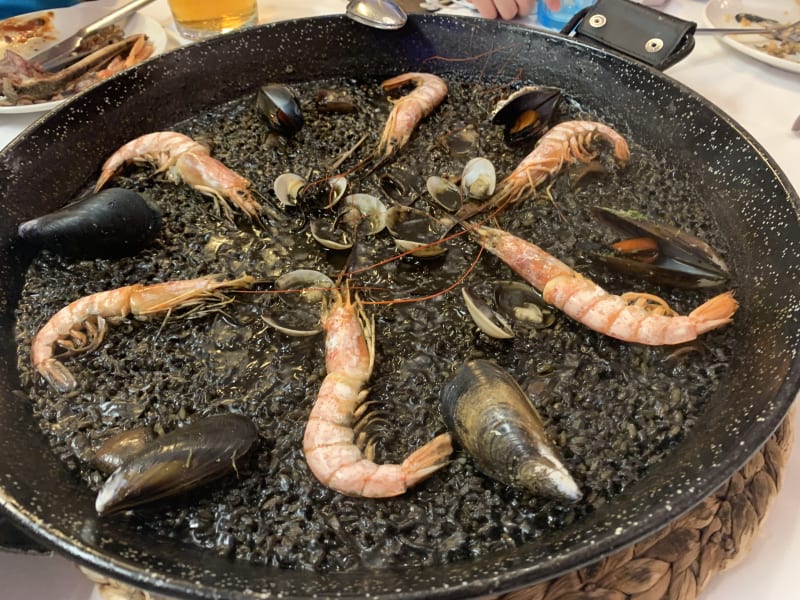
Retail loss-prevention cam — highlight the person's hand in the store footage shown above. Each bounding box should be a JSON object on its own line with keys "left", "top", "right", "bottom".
{"left": 471, "top": 0, "right": 534, "bottom": 20}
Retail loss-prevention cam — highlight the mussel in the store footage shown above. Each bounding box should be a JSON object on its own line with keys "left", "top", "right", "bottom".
{"left": 441, "top": 360, "right": 580, "bottom": 501}
{"left": 256, "top": 83, "right": 304, "bottom": 137}
{"left": 92, "top": 426, "right": 156, "bottom": 474}
{"left": 491, "top": 86, "right": 563, "bottom": 148}
{"left": 17, "top": 188, "right": 161, "bottom": 258}
{"left": 95, "top": 413, "right": 258, "bottom": 515}
{"left": 590, "top": 206, "right": 730, "bottom": 288}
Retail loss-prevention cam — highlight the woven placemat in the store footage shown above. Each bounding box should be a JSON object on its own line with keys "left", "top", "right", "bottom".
{"left": 84, "top": 412, "right": 794, "bottom": 600}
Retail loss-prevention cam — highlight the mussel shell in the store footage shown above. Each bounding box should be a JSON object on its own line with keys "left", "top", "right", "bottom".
{"left": 17, "top": 188, "right": 161, "bottom": 258}
{"left": 256, "top": 83, "right": 304, "bottom": 137}
{"left": 491, "top": 86, "right": 563, "bottom": 148}
{"left": 95, "top": 414, "right": 258, "bottom": 515}
{"left": 92, "top": 426, "right": 156, "bottom": 475}
{"left": 591, "top": 206, "right": 730, "bottom": 288}
{"left": 441, "top": 360, "right": 580, "bottom": 502}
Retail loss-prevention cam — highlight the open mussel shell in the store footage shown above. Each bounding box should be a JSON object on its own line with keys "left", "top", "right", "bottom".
{"left": 591, "top": 206, "right": 730, "bottom": 288}
{"left": 441, "top": 360, "right": 581, "bottom": 502}
{"left": 262, "top": 269, "right": 334, "bottom": 336}
{"left": 95, "top": 414, "right": 258, "bottom": 516}
{"left": 491, "top": 86, "right": 563, "bottom": 148}
{"left": 462, "top": 286, "right": 514, "bottom": 339}
{"left": 17, "top": 188, "right": 161, "bottom": 258}
{"left": 461, "top": 157, "right": 496, "bottom": 200}
{"left": 494, "top": 281, "right": 555, "bottom": 330}
{"left": 256, "top": 83, "right": 304, "bottom": 137}
{"left": 386, "top": 205, "right": 452, "bottom": 258}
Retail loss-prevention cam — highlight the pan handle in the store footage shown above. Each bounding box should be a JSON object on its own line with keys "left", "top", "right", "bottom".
{"left": 0, "top": 513, "right": 49, "bottom": 554}
{"left": 560, "top": 0, "right": 696, "bottom": 71}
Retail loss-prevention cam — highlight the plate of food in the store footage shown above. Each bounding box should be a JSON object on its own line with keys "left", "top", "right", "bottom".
{"left": 0, "top": 1, "right": 167, "bottom": 114}
{"left": 704, "top": 0, "right": 800, "bottom": 73}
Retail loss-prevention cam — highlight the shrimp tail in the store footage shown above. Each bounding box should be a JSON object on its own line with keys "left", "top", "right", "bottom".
{"left": 689, "top": 291, "right": 738, "bottom": 334}
{"left": 401, "top": 432, "right": 453, "bottom": 488}
{"left": 37, "top": 357, "right": 78, "bottom": 393}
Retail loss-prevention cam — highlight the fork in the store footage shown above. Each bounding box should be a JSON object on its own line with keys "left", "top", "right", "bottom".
{"left": 696, "top": 19, "right": 800, "bottom": 43}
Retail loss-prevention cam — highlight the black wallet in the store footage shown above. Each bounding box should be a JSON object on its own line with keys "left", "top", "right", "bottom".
{"left": 561, "top": 0, "right": 697, "bottom": 70}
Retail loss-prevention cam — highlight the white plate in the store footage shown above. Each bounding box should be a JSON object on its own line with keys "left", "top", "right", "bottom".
{"left": 704, "top": 0, "right": 800, "bottom": 73}
{"left": 0, "top": 1, "right": 167, "bottom": 114}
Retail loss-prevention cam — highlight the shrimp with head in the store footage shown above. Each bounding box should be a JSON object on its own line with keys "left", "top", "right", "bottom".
{"left": 95, "top": 131, "right": 262, "bottom": 220}
{"left": 31, "top": 274, "right": 254, "bottom": 393}
{"left": 473, "top": 226, "right": 737, "bottom": 346}
{"left": 373, "top": 72, "right": 448, "bottom": 161}
{"left": 303, "top": 286, "right": 453, "bottom": 497}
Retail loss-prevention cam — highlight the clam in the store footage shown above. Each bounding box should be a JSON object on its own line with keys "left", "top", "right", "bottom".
{"left": 310, "top": 218, "right": 353, "bottom": 250}
{"left": 590, "top": 206, "right": 730, "bottom": 288}
{"left": 95, "top": 414, "right": 258, "bottom": 515}
{"left": 491, "top": 86, "right": 563, "bottom": 147}
{"left": 462, "top": 286, "right": 514, "bottom": 339}
{"left": 315, "top": 87, "right": 358, "bottom": 113}
{"left": 327, "top": 176, "right": 348, "bottom": 207}
{"left": 386, "top": 205, "right": 452, "bottom": 258}
{"left": 273, "top": 172, "right": 307, "bottom": 207}
{"left": 460, "top": 157, "right": 496, "bottom": 200}
{"left": 261, "top": 269, "right": 334, "bottom": 336}
{"left": 256, "top": 83, "right": 304, "bottom": 137}
{"left": 339, "top": 193, "right": 388, "bottom": 235}
{"left": 494, "top": 281, "right": 555, "bottom": 330}
{"left": 17, "top": 188, "right": 161, "bottom": 258}
{"left": 426, "top": 175, "right": 462, "bottom": 212}
{"left": 378, "top": 166, "right": 425, "bottom": 206}
{"left": 440, "top": 122, "right": 481, "bottom": 157}
{"left": 441, "top": 360, "right": 581, "bottom": 501}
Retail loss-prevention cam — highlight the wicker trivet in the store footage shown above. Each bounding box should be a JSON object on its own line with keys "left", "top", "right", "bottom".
{"left": 83, "top": 412, "right": 794, "bottom": 600}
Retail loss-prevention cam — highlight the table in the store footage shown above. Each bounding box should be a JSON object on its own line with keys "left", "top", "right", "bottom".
{"left": 1, "top": 1, "right": 799, "bottom": 599}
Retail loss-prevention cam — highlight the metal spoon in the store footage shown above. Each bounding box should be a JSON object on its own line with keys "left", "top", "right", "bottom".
{"left": 345, "top": 0, "right": 407, "bottom": 30}
{"left": 696, "top": 19, "right": 800, "bottom": 43}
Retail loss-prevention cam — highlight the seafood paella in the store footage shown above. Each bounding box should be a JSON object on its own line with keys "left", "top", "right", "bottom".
{"left": 13, "top": 71, "right": 739, "bottom": 572}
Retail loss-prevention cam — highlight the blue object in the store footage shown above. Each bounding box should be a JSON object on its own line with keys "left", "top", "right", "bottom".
{"left": 537, "top": 0, "right": 594, "bottom": 31}
{"left": 0, "top": 0, "right": 79, "bottom": 20}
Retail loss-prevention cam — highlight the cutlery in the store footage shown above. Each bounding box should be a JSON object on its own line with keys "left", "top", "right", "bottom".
{"left": 29, "top": 0, "right": 156, "bottom": 72}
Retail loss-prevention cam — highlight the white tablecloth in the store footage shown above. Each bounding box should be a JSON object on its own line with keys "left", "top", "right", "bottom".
{"left": 1, "top": 1, "right": 799, "bottom": 599}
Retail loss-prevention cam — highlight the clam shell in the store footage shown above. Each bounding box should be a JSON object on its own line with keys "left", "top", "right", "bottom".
{"left": 95, "top": 413, "right": 258, "bottom": 515}
{"left": 440, "top": 360, "right": 580, "bottom": 501}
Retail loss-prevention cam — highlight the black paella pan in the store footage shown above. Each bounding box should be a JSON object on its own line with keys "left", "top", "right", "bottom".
{"left": 1, "top": 13, "right": 799, "bottom": 599}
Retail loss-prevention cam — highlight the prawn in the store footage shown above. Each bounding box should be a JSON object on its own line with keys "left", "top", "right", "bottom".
{"left": 473, "top": 226, "right": 738, "bottom": 345}
{"left": 303, "top": 287, "right": 453, "bottom": 497}
{"left": 374, "top": 72, "right": 448, "bottom": 160}
{"left": 31, "top": 274, "right": 254, "bottom": 393}
{"left": 457, "top": 120, "right": 630, "bottom": 220}
{"left": 94, "top": 131, "right": 262, "bottom": 220}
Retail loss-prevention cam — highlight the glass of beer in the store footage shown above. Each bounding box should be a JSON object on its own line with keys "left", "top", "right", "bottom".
{"left": 167, "top": 0, "right": 259, "bottom": 40}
